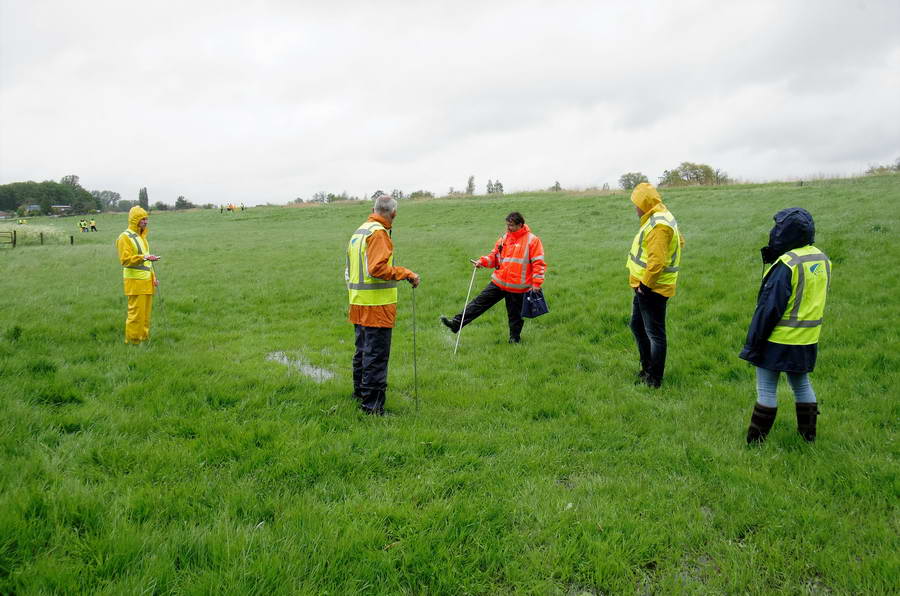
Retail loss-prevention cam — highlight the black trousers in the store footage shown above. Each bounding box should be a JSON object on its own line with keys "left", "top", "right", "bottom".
{"left": 451, "top": 282, "right": 525, "bottom": 341}
{"left": 352, "top": 325, "right": 392, "bottom": 413}
{"left": 630, "top": 289, "right": 669, "bottom": 383}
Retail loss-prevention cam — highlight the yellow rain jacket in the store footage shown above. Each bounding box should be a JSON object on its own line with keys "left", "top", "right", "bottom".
{"left": 117, "top": 206, "right": 156, "bottom": 295}
{"left": 628, "top": 183, "right": 685, "bottom": 297}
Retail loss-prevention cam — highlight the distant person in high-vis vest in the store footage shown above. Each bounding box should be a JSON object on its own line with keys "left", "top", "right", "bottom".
{"left": 741, "top": 208, "right": 831, "bottom": 444}
{"left": 116, "top": 206, "right": 160, "bottom": 344}
{"left": 626, "top": 183, "right": 684, "bottom": 389}
{"left": 346, "top": 196, "right": 420, "bottom": 415}
{"left": 440, "top": 211, "right": 546, "bottom": 343}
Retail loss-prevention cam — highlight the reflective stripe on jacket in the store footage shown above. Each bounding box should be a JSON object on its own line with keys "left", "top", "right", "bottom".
{"left": 478, "top": 224, "right": 545, "bottom": 293}
{"left": 626, "top": 210, "right": 681, "bottom": 288}
{"left": 765, "top": 245, "right": 830, "bottom": 345}
{"left": 347, "top": 220, "right": 399, "bottom": 306}
{"left": 120, "top": 230, "right": 152, "bottom": 281}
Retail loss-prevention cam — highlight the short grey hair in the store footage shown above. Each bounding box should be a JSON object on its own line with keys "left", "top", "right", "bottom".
{"left": 373, "top": 196, "right": 397, "bottom": 216}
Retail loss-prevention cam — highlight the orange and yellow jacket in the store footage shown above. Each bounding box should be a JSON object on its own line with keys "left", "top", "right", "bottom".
{"left": 347, "top": 214, "right": 415, "bottom": 328}
{"left": 478, "top": 224, "right": 546, "bottom": 293}
{"left": 116, "top": 206, "right": 156, "bottom": 295}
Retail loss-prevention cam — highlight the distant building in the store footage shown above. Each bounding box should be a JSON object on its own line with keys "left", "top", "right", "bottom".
{"left": 25, "top": 204, "right": 41, "bottom": 214}
{"left": 50, "top": 205, "right": 72, "bottom": 215}
{"left": 0, "top": 211, "right": 11, "bottom": 219}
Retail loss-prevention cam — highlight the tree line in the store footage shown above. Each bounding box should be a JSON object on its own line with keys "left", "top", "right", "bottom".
{"left": 0, "top": 176, "right": 203, "bottom": 215}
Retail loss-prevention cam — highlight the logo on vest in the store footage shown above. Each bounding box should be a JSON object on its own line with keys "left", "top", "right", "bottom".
{"left": 810, "top": 263, "right": 822, "bottom": 275}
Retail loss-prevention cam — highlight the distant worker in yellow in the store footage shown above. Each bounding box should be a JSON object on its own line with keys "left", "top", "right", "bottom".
{"left": 90, "top": 219, "right": 98, "bottom": 232}
{"left": 116, "top": 206, "right": 160, "bottom": 344}
{"left": 626, "top": 183, "right": 684, "bottom": 388}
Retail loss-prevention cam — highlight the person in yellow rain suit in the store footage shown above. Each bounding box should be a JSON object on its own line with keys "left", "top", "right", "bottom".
{"left": 116, "top": 206, "right": 160, "bottom": 344}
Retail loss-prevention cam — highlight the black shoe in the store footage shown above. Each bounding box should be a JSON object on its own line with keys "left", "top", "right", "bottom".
{"left": 641, "top": 374, "right": 661, "bottom": 388}
{"left": 360, "top": 405, "right": 384, "bottom": 416}
{"left": 746, "top": 403, "right": 777, "bottom": 444}
{"left": 440, "top": 316, "right": 459, "bottom": 333}
{"left": 508, "top": 337, "right": 520, "bottom": 344}
{"left": 635, "top": 370, "right": 649, "bottom": 385}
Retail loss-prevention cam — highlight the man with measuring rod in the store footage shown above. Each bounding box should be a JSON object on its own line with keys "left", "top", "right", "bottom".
{"left": 346, "top": 195, "right": 420, "bottom": 416}
{"left": 441, "top": 211, "right": 546, "bottom": 344}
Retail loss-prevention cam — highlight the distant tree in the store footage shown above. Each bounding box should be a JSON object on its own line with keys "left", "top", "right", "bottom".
{"left": 602, "top": 183, "right": 610, "bottom": 191}
{"left": 448, "top": 186, "right": 456, "bottom": 195}
{"left": 658, "top": 162, "right": 726, "bottom": 187}
{"left": 152, "top": 201, "right": 169, "bottom": 211}
{"left": 550, "top": 181, "right": 562, "bottom": 192}
{"left": 465, "top": 175, "right": 475, "bottom": 195}
{"left": 202, "top": 203, "right": 215, "bottom": 209}
{"left": 493, "top": 179, "right": 504, "bottom": 194}
{"left": 138, "top": 187, "right": 149, "bottom": 209}
{"left": 865, "top": 158, "right": 900, "bottom": 175}
{"left": 175, "top": 196, "right": 195, "bottom": 210}
{"left": 409, "top": 190, "right": 434, "bottom": 199}
{"left": 390, "top": 189, "right": 404, "bottom": 200}
{"left": 486, "top": 179, "right": 495, "bottom": 194}
{"left": 91, "top": 190, "right": 121, "bottom": 211}
{"left": 371, "top": 190, "right": 385, "bottom": 200}
{"left": 618, "top": 172, "right": 649, "bottom": 190}
{"left": 309, "top": 192, "right": 327, "bottom": 203}
{"left": 60, "top": 175, "right": 80, "bottom": 187}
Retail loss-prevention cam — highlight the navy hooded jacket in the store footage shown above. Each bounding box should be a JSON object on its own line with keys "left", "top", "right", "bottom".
{"left": 739, "top": 208, "right": 820, "bottom": 373}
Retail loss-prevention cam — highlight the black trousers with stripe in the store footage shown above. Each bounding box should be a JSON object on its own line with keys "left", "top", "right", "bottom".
{"left": 353, "top": 324, "right": 392, "bottom": 412}
{"left": 451, "top": 282, "right": 525, "bottom": 341}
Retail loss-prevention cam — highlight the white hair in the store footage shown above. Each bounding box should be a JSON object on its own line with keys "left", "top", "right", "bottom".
{"left": 373, "top": 196, "right": 397, "bottom": 216}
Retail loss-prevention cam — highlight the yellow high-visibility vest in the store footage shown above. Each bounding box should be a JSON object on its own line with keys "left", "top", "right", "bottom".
{"left": 766, "top": 245, "right": 831, "bottom": 345}
{"left": 626, "top": 210, "right": 681, "bottom": 286}
{"left": 346, "top": 221, "right": 398, "bottom": 306}
{"left": 120, "top": 230, "right": 153, "bottom": 281}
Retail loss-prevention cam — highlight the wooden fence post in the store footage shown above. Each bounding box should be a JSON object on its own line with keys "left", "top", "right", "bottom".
{"left": 70, "top": 235, "right": 74, "bottom": 245}
{"left": 11, "top": 230, "right": 15, "bottom": 248}
{"left": 40, "top": 232, "right": 44, "bottom": 245}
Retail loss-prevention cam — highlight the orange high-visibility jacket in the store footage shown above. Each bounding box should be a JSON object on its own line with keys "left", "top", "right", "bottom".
{"left": 478, "top": 224, "right": 546, "bottom": 292}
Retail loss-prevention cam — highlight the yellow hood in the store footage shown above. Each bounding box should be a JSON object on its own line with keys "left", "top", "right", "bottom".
{"left": 128, "top": 206, "right": 149, "bottom": 236}
{"left": 630, "top": 182, "right": 668, "bottom": 223}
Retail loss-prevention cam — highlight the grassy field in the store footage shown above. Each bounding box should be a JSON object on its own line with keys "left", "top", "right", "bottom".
{"left": 1, "top": 175, "right": 898, "bottom": 594}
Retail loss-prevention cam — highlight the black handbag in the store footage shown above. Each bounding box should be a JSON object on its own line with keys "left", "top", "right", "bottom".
{"left": 521, "top": 289, "right": 549, "bottom": 318}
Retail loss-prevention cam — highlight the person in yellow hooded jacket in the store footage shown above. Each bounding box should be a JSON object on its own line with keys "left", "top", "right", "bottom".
{"left": 626, "top": 183, "right": 684, "bottom": 388}
{"left": 116, "top": 206, "right": 160, "bottom": 344}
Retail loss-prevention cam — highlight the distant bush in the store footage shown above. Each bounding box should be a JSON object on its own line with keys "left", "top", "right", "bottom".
{"left": 658, "top": 162, "right": 731, "bottom": 187}
{"left": 152, "top": 201, "right": 169, "bottom": 211}
{"left": 409, "top": 190, "right": 434, "bottom": 199}
{"left": 865, "top": 158, "right": 900, "bottom": 176}
{"left": 619, "top": 172, "right": 648, "bottom": 190}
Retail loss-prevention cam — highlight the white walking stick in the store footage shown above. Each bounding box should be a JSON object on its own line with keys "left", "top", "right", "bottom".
{"left": 454, "top": 265, "right": 478, "bottom": 354}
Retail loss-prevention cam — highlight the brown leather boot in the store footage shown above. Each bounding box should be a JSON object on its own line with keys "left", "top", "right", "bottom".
{"left": 746, "top": 403, "right": 777, "bottom": 444}
{"left": 795, "top": 402, "right": 818, "bottom": 442}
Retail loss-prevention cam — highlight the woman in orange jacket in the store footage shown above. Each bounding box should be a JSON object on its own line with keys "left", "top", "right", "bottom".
{"left": 441, "top": 212, "right": 545, "bottom": 343}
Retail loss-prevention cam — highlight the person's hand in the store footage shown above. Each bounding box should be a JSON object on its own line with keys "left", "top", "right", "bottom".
{"left": 531, "top": 285, "right": 541, "bottom": 292}
{"left": 470, "top": 258, "right": 482, "bottom": 268}
{"left": 408, "top": 273, "right": 420, "bottom": 288}
{"left": 153, "top": 278, "right": 160, "bottom": 287}
{"left": 636, "top": 284, "right": 644, "bottom": 295}
{"left": 145, "top": 254, "right": 160, "bottom": 261}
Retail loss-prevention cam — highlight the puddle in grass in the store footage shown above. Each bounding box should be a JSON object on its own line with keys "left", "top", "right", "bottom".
{"left": 266, "top": 351, "right": 335, "bottom": 382}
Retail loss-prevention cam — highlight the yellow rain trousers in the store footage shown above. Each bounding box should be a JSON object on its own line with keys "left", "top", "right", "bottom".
{"left": 117, "top": 206, "right": 155, "bottom": 344}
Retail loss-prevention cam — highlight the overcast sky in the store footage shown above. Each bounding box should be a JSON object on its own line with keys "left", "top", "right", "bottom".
{"left": 1, "top": 0, "right": 898, "bottom": 205}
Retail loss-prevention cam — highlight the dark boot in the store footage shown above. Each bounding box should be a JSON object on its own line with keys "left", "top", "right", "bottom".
{"left": 795, "top": 402, "right": 818, "bottom": 442}
{"left": 360, "top": 389, "right": 386, "bottom": 416}
{"left": 440, "top": 316, "right": 459, "bottom": 333}
{"left": 746, "top": 403, "right": 777, "bottom": 444}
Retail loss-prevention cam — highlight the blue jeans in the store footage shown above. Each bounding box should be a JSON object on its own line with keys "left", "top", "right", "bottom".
{"left": 755, "top": 366, "right": 817, "bottom": 408}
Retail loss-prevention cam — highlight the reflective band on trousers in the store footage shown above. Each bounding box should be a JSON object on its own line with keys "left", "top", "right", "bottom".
{"left": 121, "top": 230, "right": 153, "bottom": 280}
{"left": 626, "top": 211, "right": 681, "bottom": 285}
{"left": 766, "top": 245, "right": 831, "bottom": 345}
{"left": 346, "top": 221, "right": 398, "bottom": 306}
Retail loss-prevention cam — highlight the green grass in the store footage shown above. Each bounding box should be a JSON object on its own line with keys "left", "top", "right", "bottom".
{"left": 1, "top": 175, "right": 898, "bottom": 594}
